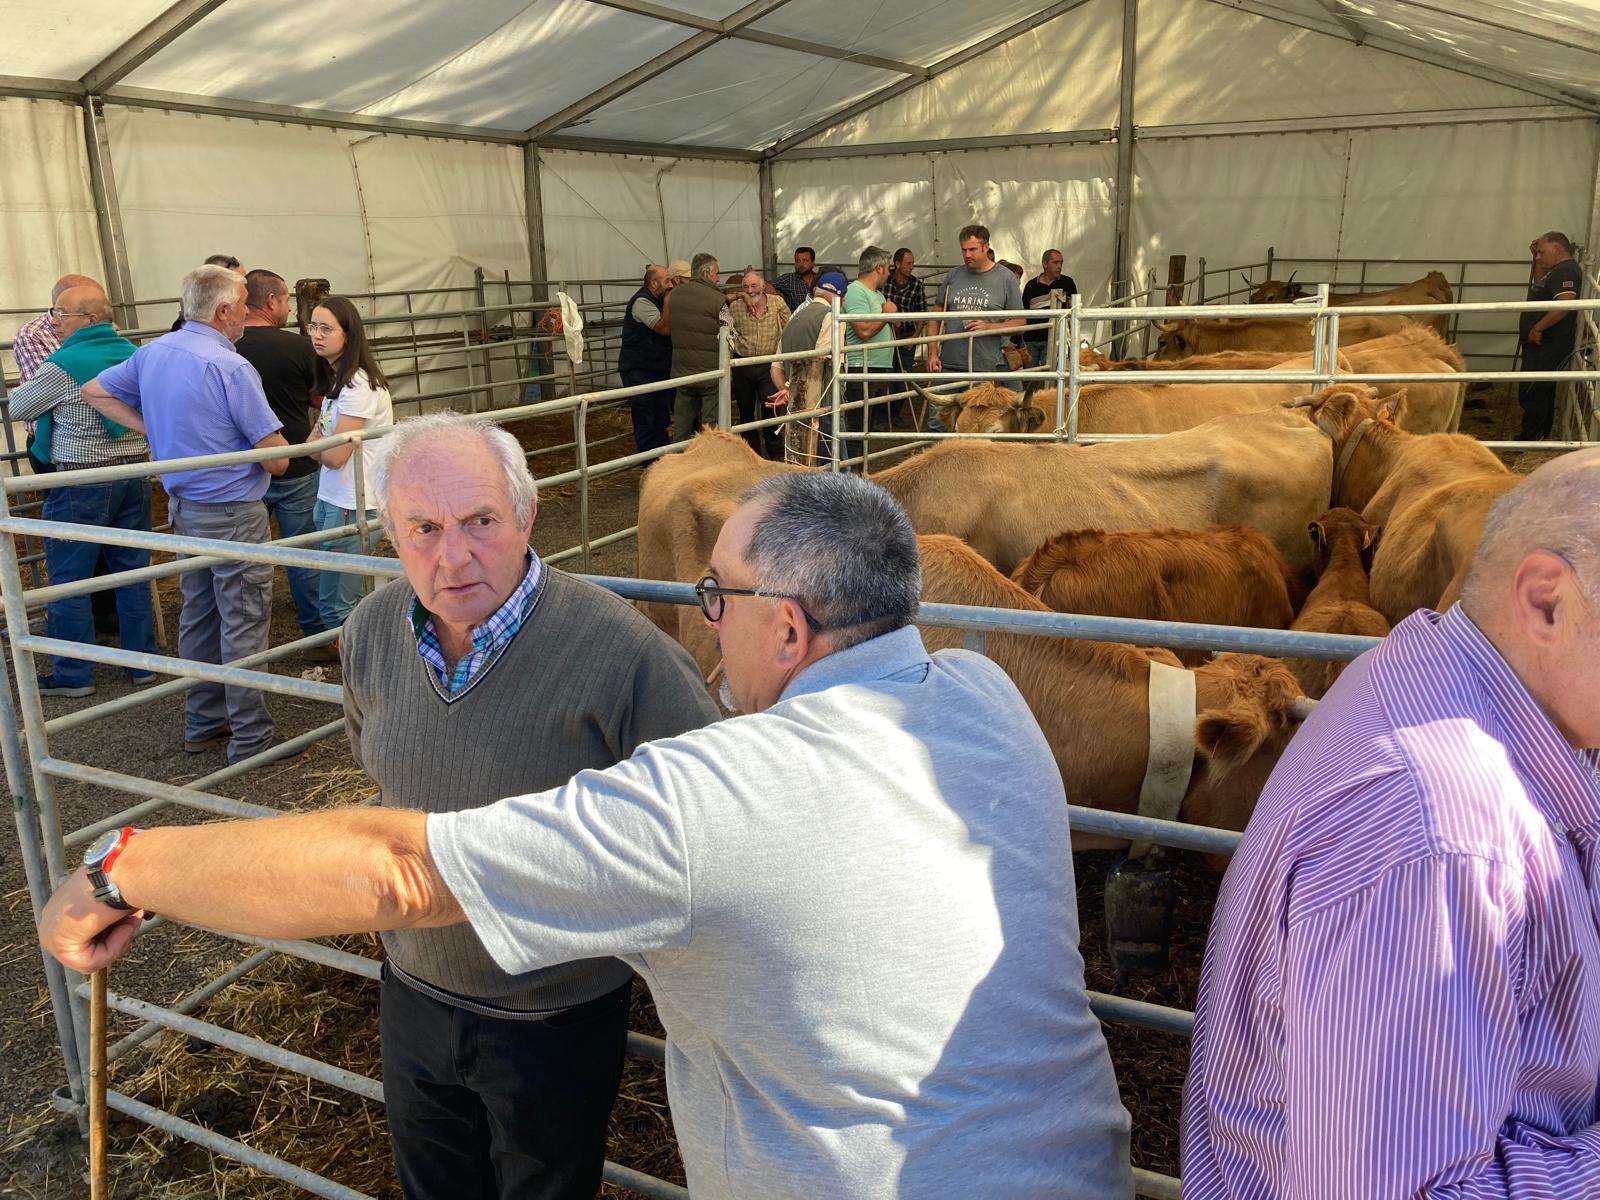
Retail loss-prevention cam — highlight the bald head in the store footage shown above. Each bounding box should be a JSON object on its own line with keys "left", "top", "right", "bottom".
{"left": 56, "top": 287, "right": 112, "bottom": 326}
{"left": 1460, "top": 448, "right": 1600, "bottom": 747}
{"left": 1463, "top": 449, "right": 1600, "bottom": 608}
{"left": 51, "top": 275, "right": 102, "bottom": 304}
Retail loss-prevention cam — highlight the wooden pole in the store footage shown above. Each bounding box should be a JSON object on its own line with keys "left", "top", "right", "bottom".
{"left": 1165, "top": 254, "right": 1188, "bottom": 306}
{"left": 89, "top": 967, "right": 108, "bottom": 1200}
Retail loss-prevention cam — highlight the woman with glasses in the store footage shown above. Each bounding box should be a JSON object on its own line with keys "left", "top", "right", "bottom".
{"left": 306, "top": 296, "right": 393, "bottom": 661}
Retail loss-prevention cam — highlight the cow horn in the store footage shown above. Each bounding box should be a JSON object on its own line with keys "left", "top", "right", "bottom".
{"left": 1280, "top": 394, "right": 1319, "bottom": 409}
{"left": 1285, "top": 270, "right": 1298, "bottom": 286}
{"left": 1155, "top": 320, "right": 1179, "bottom": 333}
{"left": 1241, "top": 272, "right": 1255, "bottom": 287}
{"left": 909, "top": 378, "right": 946, "bottom": 407}
{"left": 1290, "top": 696, "right": 1318, "bottom": 720}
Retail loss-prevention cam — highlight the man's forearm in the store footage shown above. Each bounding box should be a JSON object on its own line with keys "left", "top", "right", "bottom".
{"left": 1531, "top": 308, "right": 1568, "bottom": 335}
{"left": 81, "top": 809, "right": 456, "bottom": 940}
{"left": 81, "top": 380, "right": 146, "bottom": 434}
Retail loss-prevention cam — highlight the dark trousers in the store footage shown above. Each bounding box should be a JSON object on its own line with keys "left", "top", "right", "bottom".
{"left": 619, "top": 368, "right": 674, "bottom": 453}
{"left": 731, "top": 363, "right": 784, "bottom": 458}
{"left": 380, "top": 969, "right": 631, "bottom": 1200}
{"left": 1518, "top": 339, "right": 1572, "bottom": 441}
{"left": 40, "top": 479, "right": 155, "bottom": 687}
{"left": 841, "top": 368, "right": 891, "bottom": 466}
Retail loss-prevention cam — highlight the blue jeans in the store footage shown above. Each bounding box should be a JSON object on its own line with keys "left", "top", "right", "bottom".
{"left": 314, "top": 499, "right": 374, "bottom": 632}
{"left": 42, "top": 479, "right": 156, "bottom": 686}
{"left": 263, "top": 472, "right": 322, "bottom": 635}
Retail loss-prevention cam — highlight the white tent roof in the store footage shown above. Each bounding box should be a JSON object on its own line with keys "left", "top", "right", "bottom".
{"left": 4, "top": 0, "right": 1596, "bottom": 154}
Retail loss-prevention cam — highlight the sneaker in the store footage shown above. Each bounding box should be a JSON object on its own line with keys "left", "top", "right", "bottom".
{"left": 129, "top": 672, "right": 159, "bottom": 687}
{"left": 183, "top": 726, "right": 232, "bottom": 754}
{"left": 37, "top": 676, "right": 95, "bottom": 698}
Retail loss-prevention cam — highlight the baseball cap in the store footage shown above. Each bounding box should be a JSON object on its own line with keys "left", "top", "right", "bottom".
{"left": 815, "top": 271, "right": 848, "bottom": 297}
{"left": 666, "top": 259, "right": 692, "bottom": 279}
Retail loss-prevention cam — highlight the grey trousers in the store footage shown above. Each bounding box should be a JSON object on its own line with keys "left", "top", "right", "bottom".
{"left": 673, "top": 381, "right": 719, "bottom": 441}
{"left": 170, "top": 496, "right": 274, "bottom": 761}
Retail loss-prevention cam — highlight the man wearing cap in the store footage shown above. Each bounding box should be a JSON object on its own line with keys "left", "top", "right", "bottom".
{"left": 664, "top": 253, "right": 728, "bottom": 440}
{"left": 768, "top": 273, "right": 848, "bottom": 463}
{"left": 665, "top": 259, "right": 692, "bottom": 287}
{"left": 618, "top": 264, "right": 677, "bottom": 452}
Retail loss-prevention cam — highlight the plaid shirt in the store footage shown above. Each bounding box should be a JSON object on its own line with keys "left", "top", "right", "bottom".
{"left": 7, "top": 363, "right": 149, "bottom": 465}
{"left": 12, "top": 313, "right": 59, "bottom": 383}
{"left": 729, "top": 293, "right": 790, "bottom": 356}
{"left": 410, "top": 552, "right": 542, "bottom": 698}
{"left": 772, "top": 272, "right": 816, "bottom": 313}
{"left": 881, "top": 272, "right": 927, "bottom": 339}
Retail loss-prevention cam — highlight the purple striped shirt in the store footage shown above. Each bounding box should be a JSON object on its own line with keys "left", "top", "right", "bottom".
{"left": 1182, "top": 605, "right": 1600, "bottom": 1199}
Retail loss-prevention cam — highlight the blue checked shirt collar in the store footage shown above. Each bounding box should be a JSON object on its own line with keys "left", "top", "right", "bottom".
{"left": 409, "top": 552, "right": 543, "bottom": 697}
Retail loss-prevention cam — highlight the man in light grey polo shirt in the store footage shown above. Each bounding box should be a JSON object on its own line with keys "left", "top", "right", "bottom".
{"left": 41, "top": 473, "right": 1132, "bottom": 1200}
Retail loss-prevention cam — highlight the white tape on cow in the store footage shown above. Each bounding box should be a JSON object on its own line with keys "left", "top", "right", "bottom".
{"left": 1128, "top": 660, "right": 1198, "bottom": 861}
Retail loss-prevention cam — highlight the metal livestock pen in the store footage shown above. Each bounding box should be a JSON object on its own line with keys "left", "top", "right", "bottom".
{"left": 3, "top": 287, "right": 1598, "bottom": 1199}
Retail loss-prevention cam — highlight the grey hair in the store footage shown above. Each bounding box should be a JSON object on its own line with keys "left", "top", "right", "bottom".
{"left": 739, "top": 473, "right": 920, "bottom": 651}
{"left": 1460, "top": 467, "right": 1600, "bottom": 612}
{"left": 181, "top": 265, "right": 246, "bottom": 322}
{"left": 691, "top": 252, "right": 719, "bottom": 281}
{"left": 372, "top": 411, "right": 538, "bottom": 531}
{"left": 857, "top": 245, "right": 891, "bottom": 276}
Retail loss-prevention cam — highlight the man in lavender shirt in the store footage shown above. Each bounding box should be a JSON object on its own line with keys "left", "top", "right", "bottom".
{"left": 84, "top": 265, "right": 290, "bottom": 763}
{"left": 1183, "top": 448, "right": 1600, "bottom": 1198}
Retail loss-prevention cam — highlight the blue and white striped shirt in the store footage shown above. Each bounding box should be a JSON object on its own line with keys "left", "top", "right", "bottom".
{"left": 410, "top": 553, "right": 542, "bottom": 697}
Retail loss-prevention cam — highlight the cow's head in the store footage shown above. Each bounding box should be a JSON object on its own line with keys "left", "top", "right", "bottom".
{"left": 1153, "top": 320, "right": 1195, "bottom": 360}
{"left": 912, "top": 380, "right": 1048, "bottom": 435}
{"left": 1282, "top": 383, "right": 1396, "bottom": 440}
{"left": 1184, "top": 653, "right": 1306, "bottom": 835}
{"left": 1308, "top": 507, "right": 1379, "bottom": 574}
{"left": 1077, "top": 345, "right": 1123, "bottom": 372}
{"left": 1245, "top": 271, "right": 1304, "bottom": 304}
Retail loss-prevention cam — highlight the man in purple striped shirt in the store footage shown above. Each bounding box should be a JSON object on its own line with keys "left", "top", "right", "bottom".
{"left": 1183, "top": 449, "right": 1600, "bottom": 1199}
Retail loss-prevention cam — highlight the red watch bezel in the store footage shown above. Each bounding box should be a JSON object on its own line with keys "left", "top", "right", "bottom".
{"left": 100, "top": 826, "right": 136, "bottom": 875}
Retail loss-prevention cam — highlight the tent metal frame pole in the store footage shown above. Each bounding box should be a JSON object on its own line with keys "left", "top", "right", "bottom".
{"left": 1112, "top": 0, "right": 1138, "bottom": 302}
{"left": 81, "top": 97, "right": 137, "bottom": 329}
{"left": 1203, "top": 0, "right": 1600, "bottom": 116}
{"left": 79, "top": 0, "right": 229, "bottom": 93}
{"left": 526, "top": 0, "right": 796, "bottom": 140}
{"left": 763, "top": 0, "right": 1093, "bottom": 158}
{"left": 758, "top": 159, "right": 777, "bottom": 275}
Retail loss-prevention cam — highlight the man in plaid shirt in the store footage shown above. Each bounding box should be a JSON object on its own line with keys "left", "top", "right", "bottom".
{"left": 880, "top": 248, "right": 927, "bottom": 376}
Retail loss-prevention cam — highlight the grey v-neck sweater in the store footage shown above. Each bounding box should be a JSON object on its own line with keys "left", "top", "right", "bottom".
{"left": 342, "top": 565, "right": 720, "bottom": 1015}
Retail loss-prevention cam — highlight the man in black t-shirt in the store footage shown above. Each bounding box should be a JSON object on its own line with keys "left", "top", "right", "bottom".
{"left": 1518, "top": 231, "right": 1583, "bottom": 441}
{"left": 1021, "top": 249, "right": 1078, "bottom": 366}
{"left": 236, "top": 269, "right": 324, "bottom": 637}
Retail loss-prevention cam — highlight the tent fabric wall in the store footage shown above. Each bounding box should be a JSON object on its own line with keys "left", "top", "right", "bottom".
{"left": 538, "top": 149, "right": 761, "bottom": 283}
{"left": 0, "top": 97, "right": 105, "bottom": 354}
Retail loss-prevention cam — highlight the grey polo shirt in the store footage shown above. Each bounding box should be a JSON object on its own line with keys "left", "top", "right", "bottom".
{"left": 429, "top": 626, "right": 1131, "bottom": 1200}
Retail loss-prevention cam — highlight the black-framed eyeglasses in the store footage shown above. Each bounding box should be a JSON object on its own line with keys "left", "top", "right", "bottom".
{"left": 695, "top": 575, "right": 823, "bottom": 633}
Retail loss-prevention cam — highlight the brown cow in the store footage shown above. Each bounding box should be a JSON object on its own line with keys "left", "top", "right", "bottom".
{"left": 1096, "top": 325, "right": 1465, "bottom": 434}
{"left": 1285, "top": 508, "right": 1389, "bottom": 698}
{"left": 1301, "top": 386, "right": 1516, "bottom": 622}
{"left": 1011, "top": 524, "right": 1296, "bottom": 665}
{"left": 1153, "top": 313, "right": 1415, "bottom": 360}
{"left": 638, "top": 408, "right": 1335, "bottom": 665}
{"left": 919, "top": 534, "right": 1305, "bottom": 847}
{"left": 1246, "top": 271, "right": 1454, "bottom": 336}
{"left": 916, "top": 367, "right": 1316, "bottom": 437}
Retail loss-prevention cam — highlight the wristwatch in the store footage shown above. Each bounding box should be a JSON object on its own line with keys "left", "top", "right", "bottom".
{"left": 83, "top": 826, "right": 138, "bottom": 910}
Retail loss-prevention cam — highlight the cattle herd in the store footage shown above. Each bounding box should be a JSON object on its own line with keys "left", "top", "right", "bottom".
{"left": 633, "top": 284, "right": 1529, "bottom": 914}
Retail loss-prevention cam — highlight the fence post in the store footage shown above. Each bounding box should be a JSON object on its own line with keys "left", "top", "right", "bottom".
{"left": 1054, "top": 307, "right": 1068, "bottom": 442}
{"left": 1165, "top": 255, "right": 1187, "bottom": 305}
{"left": 829, "top": 294, "right": 843, "bottom": 473}
{"left": 717, "top": 328, "right": 733, "bottom": 432}
{"left": 1067, "top": 294, "right": 1083, "bottom": 444}
{"left": 575, "top": 397, "right": 591, "bottom": 571}
{"left": 1197, "top": 256, "right": 1207, "bottom": 303}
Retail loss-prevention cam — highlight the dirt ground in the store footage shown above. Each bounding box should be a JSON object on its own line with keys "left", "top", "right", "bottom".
{"left": 0, "top": 382, "right": 1567, "bottom": 1198}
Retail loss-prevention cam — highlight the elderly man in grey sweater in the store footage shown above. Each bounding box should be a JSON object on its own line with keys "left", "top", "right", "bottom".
{"left": 42, "top": 471, "right": 1133, "bottom": 1199}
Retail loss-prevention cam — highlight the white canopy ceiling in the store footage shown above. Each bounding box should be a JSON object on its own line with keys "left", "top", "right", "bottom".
{"left": 3, "top": 0, "right": 1595, "bottom": 155}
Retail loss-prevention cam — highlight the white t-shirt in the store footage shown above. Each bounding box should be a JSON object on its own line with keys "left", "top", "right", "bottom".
{"left": 316, "top": 369, "right": 393, "bottom": 510}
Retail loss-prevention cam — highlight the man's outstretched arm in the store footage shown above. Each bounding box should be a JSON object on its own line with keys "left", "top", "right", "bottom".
{"left": 38, "top": 808, "right": 464, "bottom": 974}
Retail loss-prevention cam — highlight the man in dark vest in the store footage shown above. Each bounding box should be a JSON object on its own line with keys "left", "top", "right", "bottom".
{"left": 618, "top": 264, "right": 676, "bottom": 452}
{"left": 664, "top": 252, "right": 728, "bottom": 440}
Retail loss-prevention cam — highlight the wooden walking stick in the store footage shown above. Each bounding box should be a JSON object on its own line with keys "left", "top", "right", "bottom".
{"left": 89, "top": 966, "right": 109, "bottom": 1200}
